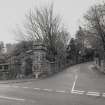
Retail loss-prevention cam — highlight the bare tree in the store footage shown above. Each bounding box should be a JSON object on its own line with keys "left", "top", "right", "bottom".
{"left": 82, "top": 3, "right": 105, "bottom": 71}
{"left": 84, "top": 3, "right": 105, "bottom": 52}
{"left": 14, "top": 4, "right": 69, "bottom": 61}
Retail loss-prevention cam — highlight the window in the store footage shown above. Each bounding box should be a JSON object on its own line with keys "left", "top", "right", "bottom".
{"left": 4, "top": 65, "right": 8, "bottom": 70}
{"left": 0, "top": 66, "right": 2, "bottom": 69}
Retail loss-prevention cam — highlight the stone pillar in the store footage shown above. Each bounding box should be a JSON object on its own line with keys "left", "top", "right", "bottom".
{"left": 32, "top": 43, "right": 47, "bottom": 79}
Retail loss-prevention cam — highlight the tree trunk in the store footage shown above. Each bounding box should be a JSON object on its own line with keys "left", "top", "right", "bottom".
{"left": 102, "top": 45, "right": 105, "bottom": 72}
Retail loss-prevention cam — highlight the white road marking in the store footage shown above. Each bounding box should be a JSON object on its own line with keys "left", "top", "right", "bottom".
{"left": 102, "top": 93, "right": 105, "bottom": 97}
{"left": 22, "top": 87, "right": 29, "bottom": 89}
{"left": 72, "top": 90, "right": 85, "bottom": 93}
{"left": 71, "top": 90, "right": 85, "bottom": 94}
{"left": 11, "top": 86, "right": 19, "bottom": 88}
{"left": 71, "top": 66, "right": 80, "bottom": 92}
{"left": 71, "top": 74, "right": 78, "bottom": 92}
{"left": 56, "top": 90, "right": 66, "bottom": 93}
{"left": 87, "top": 92, "right": 99, "bottom": 94}
{"left": 86, "top": 92, "right": 100, "bottom": 96}
{"left": 0, "top": 96, "right": 25, "bottom": 101}
{"left": 43, "top": 89, "right": 53, "bottom": 92}
{"left": 33, "top": 88, "right": 41, "bottom": 90}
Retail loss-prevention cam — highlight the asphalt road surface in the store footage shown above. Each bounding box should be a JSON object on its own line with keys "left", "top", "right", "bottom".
{"left": 0, "top": 62, "right": 105, "bottom": 105}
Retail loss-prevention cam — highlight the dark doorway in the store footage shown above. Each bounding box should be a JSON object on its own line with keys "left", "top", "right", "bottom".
{"left": 25, "top": 58, "right": 33, "bottom": 76}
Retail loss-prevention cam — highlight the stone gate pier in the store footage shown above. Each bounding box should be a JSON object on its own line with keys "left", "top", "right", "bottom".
{"left": 32, "top": 43, "right": 52, "bottom": 79}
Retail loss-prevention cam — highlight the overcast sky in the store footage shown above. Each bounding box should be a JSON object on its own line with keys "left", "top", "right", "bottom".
{"left": 0, "top": 0, "right": 103, "bottom": 44}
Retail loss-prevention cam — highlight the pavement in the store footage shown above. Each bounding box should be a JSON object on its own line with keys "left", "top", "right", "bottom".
{"left": 0, "top": 78, "right": 36, "bottom": 84}
{"left": 0, "top": 62, "right": 105, "bottom": 105}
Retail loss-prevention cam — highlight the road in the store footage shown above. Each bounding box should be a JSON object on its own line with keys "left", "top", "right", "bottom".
{"left": 0, "top": 62, "right": 105, "bottom": 105}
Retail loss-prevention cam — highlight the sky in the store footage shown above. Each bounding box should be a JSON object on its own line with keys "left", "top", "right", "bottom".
{"left": 0, "top": 0, "right": 103, "bottom": 44}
